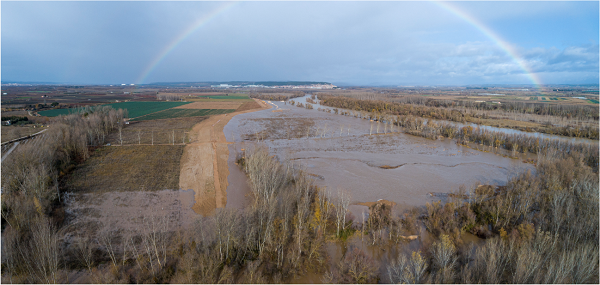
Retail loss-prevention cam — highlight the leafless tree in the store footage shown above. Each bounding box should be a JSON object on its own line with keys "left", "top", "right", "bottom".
{"left": 333, "top": 188, "right": 351, "bottom": 237}
{"left": 388, "top": 250, "right": 428, "bottom": 284}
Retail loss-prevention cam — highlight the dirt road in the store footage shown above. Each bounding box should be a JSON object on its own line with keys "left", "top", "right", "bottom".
{"left": 179, "top": 99, "right": 269, "bottom": 216}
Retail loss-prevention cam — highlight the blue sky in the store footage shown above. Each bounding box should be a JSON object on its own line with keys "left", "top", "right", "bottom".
{"left": 2, "top": 1, "right": 598, "bottom": 86}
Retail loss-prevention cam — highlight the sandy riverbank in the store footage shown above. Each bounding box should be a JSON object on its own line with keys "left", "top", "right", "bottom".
{"left": 178, "top": 99, "right": 270, "bottom": 216}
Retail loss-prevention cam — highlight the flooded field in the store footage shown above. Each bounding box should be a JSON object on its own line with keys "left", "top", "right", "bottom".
{"left": 224, "top": 97, "right": 534, "bottom": 211}
{"left": 292, "top": 95, "right": 599, "bottom": 145}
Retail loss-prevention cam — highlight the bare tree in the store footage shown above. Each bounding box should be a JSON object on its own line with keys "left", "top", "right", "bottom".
{"left": 388, "top": 251, "right": 428, "bottom": 284}
{"left": 20, "top": 218, "right": 61, "bottom": 284}
{"left": 334, "top": 188, "right": 351, "bottom": 237}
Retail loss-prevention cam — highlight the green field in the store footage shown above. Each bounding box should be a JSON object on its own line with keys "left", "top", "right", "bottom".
{"left": 132, "top": 109, "right": 236, "bottom": 121}
{"left": 38, "top": 101, "right": 191, "bottom": 118}
{"left": 588, "top": 99, "right": 599, "bottom": 104}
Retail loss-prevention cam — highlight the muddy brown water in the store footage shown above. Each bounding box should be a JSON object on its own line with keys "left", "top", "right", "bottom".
{"left": 224, "top": 99, "right": 534, "bottom": 210}
{"left": 293, "top": 95, "right": 599, "bottom": 145}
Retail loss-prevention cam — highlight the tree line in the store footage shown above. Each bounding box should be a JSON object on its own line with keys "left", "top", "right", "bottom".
{"left": 1, "top": 107, "right": 125, "bottom": 283}
{"left": 317, "top": 94, "right": 599, "bottom": 139}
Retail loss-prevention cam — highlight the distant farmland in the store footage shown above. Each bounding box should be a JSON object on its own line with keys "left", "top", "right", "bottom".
{"left": 38, "top": 101, "right": 191, "bottom": 118}
{"left": 132, "top": 108, "right": 236, "bottom": 121}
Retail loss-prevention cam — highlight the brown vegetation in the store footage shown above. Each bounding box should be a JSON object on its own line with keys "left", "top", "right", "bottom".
{"left": 384, "top": 154, "right": 599, "bottom": 283}
{"left": 1, "top": 126, "right": 44, "bottom": 143}
{"left": 236, "top": 100, "right": 263, "bottom": 112}
{"left": 66, "top": 145, "right": 184, "bottom": 193}
{"left": 318, "top": 93, "right": 599, "bottom": 139}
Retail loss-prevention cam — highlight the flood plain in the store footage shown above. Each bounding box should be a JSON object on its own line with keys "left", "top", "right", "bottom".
{"left": 224, "top": 97, "right": 535, "bottom": 216}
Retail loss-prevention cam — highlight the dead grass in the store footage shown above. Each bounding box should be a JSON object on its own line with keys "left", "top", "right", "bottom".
{"left": 236, "top": 100, "right": 262, "bottom": 112}
{"left": 107, "top": 117, "right": 207, "bottom": 145}
{"left": 1, "top": 110, "right": 31, "bottom": 117}
{"left": 124, "top": 116, "right": 207, "bottom": 130}
{"left": 470, "top": 117, "right": 542, "bottom": 129}
{"left": 1, "top": 126, "right": 44, "bottom": 142}
{"left": 66, "top": 145, "right": 184, "bottom": 193}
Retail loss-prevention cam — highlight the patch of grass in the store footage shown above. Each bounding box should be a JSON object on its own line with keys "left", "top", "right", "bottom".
{"left": 133, "top": 109, "right": 235, "bottom": 121}
{"left": 588, "top": 99, "right": 599, "bottom": 104}
{"left": 66, "top": 145, "right": 184, "bottom": 193}
{"left": 38, "top": 101, "right": 192, "bottom": 118}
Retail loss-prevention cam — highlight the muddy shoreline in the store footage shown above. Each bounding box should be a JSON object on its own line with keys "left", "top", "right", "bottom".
{"left": 179, "top": 99, "right": 270, "bottom": 216}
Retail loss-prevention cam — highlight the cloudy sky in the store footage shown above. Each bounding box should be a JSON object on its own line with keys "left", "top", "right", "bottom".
{"left": 2, "top": 1, "right": 598, "bottom": 86}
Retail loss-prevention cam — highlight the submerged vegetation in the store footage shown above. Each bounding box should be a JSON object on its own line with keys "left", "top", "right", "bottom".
{"left": 317, "top": 93, "right": 599, "bottom": 139}
{"left": 386, "top": 154, "right": 599, "bottom": 283}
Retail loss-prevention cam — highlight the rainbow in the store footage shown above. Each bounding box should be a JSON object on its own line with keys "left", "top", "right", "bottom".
{"left": 136, "top": 1, "right": 238, "bottom": 85}
{"left": 435, "top": 1, "right": 542, "bottom": 89}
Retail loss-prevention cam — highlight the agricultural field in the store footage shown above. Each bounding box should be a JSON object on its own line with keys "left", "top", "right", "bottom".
{"left": 38, "top": 101, "right": 191, "bottom": 118}
{"left": 36, "top": 95, "right": 256, "bottom": 121}
{"left": 132, "top": 108, "right": 235, "bottom": 121}
{"left": 187, "top": 93, "right": 253, "bottom": 101}
{"left": 66, "top": 145, "right": 184, "bottom": 193}
{"left": 173, "top": 101, "right": 242, "bottom": 109}
{"left": 106, "top": 116, "right": 207, "bottom": 145}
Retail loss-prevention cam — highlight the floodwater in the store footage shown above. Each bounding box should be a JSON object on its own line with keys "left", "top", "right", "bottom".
{"left": 292, "top": 95, "right": 599, "bottom": 145}
{"left": 289, "top": 229, "right": 485, "bottom": 284}
{"left": 218, "top": 98, "right": 523, "bottom": 282}
{"left": 223, "top": 97, "right": 534, "bottom": 209}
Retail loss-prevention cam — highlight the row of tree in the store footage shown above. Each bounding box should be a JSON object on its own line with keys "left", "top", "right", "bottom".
{"left": 289, "top": 100, "right": 598, "bottom": 169}
{"left": 395, "top": 116, "right": 599, "bottom": 169}
{"left": 1, "top": 107, "right": 125, "bottom": 283}
{"left": 317, "top": 94, "right": 599, "bottom": 139}
{"left": 390, "top": 95, "right": 599, "bottom": 121}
